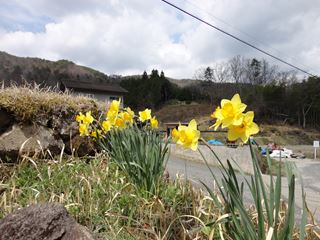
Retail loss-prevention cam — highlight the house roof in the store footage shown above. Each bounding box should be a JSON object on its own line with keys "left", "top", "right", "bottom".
{"left": 62, "top": 80, "right": 128, "bottom": 93}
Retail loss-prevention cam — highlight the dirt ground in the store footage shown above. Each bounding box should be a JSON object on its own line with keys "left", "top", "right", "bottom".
{"left": 285, "top": 145, "right": 318, "bottom": 159}
{"left": 156, "top": 103, "right": 320, "bottom": 142}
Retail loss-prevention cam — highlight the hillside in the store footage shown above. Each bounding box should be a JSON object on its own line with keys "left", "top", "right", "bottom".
{"left": 155, "top": 102, "right": 213, "bottom": 126}
{"left": 156, "top": 102, "right": 320, "bottom": 149}
{"left": 0, "top": 51, "right": 199, "bottom": 88}
{"left": 0, "top": 51, "right": 118, "bottom": 87}
{"left": 168, "top": 78, "right": 199, "bottom": 88}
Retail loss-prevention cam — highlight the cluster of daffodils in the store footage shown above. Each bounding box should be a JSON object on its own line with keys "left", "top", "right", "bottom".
{"left": 210, "top": 93, "right": 259, "bottom": 143}
{"left": 171, "top": 94, "right": 259, "bottom": 151}
{"left": 137, "top": 108, "right": 159, "bottom": 129}
{"left": 76, "top": 99, "right": 159, "bottom": 138}
{"left": 76, "top": 94, "right": 258, "bottom": 151}
{"left": 76, "top": 111, "right": 94, "bottom": 137}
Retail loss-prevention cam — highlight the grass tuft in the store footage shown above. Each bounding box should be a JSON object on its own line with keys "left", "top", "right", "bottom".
{"left": 0, "top": 83, "right": 102, "bottom": 122}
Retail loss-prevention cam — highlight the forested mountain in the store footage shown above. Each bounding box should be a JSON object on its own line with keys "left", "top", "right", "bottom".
{"left": 0, "top": 51, "right": 119, "bottom": 87}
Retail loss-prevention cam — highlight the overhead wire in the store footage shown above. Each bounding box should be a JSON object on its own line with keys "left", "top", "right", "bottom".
{"left": 183, "top": 0, "right": 317, "bottom": 74}
{"left": 160, "top": 0, "right": 316, "bottom": 77}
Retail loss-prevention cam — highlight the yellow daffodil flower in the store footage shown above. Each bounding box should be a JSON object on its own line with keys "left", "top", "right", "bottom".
{"left": 83, "top": 111, "right": 94, "bottom": 125}
{"left": 125, "top": 107, "right": 135, "bottom": 118}
{"left": 107, "top": 99, "right": 121, "bottom": 120}
{"left": 79, "top": 123, "right": 89, "bottom": 136}
{"left": 150, "top": 116, "right": 158, "bottom": 129}
{"left": 139, "top": 108, "right": 152, "bottom": 122}
{"left": 227, "top": 111, "right": 259, "bottom": 143}
{"left": 173, "top": 119, "right": 200, "bottom": 151}
{"left": 121, "top": 109, "right": 134, "bottom": 125}
{"left": 91, "top": 130, "right": 97, "bottom": 138}
{"left": 102, "top": 120, "right": 112, "bottom": 133}
{"left": 91, "top": 129, "right": 102, "bottom": 138}
{"left": 211, "top": 93, "right": 247, "bottom": 130}
{"left": 171, "top": 128, "right": 180, "bottom": 142}
{"left": 109, "top": 99, "right": 121, "bottom": 112}
{"left": 115, "top": 117, "right": 126, "bottom": 129}
{"left": 76, "top": 112, "right": 85, "bottom": 123}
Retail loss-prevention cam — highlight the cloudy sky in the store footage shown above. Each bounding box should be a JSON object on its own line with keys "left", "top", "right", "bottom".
{"left": 0, "top": 0, "right": 319, "bottom": 78}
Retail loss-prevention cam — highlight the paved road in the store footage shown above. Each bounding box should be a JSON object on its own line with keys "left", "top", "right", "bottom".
{"left": 166, "top": 154, "right": 320, "bottom": 223}
{"left": 286, "top": 159, "right": 320, "bottom": 221}
{"left": 166, "top": 155, "right": 255, "bottom": 204}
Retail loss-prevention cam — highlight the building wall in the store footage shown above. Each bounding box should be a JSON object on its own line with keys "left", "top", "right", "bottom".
{"left": 69, "top": 89, "right": 124, "bottom": 106}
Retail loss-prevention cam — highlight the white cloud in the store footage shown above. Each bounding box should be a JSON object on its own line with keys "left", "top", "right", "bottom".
{"left": 0, "top": 0, "right": 319, "bottom": 78}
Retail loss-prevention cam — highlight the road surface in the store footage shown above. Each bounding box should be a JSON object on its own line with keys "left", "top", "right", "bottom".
{"left": 166, "top": 154, "right": 320, "bottom": 223}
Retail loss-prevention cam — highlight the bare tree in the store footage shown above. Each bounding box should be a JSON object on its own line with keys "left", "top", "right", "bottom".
{"left": 229, "top": 55, "right": 245, "bottom": 83}
{"left": 193, "top": 67, "right": 214, "bottom": 82}
{"left": 260, "top": 59, "right": 278, "bottom": 85}
{"left": 277, "top": 70, "right": 298, "bottom": 85}
{"left": 213, "top": 62, "right": 230, "bottom": 83}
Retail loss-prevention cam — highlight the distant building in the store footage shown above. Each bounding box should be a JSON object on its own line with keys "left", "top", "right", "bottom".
{"left": 60, "top": 80, "right": 128, "bottom": 105}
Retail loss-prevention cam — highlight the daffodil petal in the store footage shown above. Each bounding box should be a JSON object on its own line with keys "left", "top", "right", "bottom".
{"left": 221, "top": 99, "right": 231, "bottom": 107}
{"left": 238, "top": 103, "right": 247, "bottom": 113}
{"left": 248, "top": 122, "right": 259, "bottom": 135}
{"left": 244, "top": 111, "right": 254, "bottom": 123}
{"left": 231, "top": 93, "right": 241, "bottom": 105}
{"left": 188, "top": 119, "right": 197, "bottom": 130}
{"left": 227, "top": 128, "right": 239, "bottom": 141}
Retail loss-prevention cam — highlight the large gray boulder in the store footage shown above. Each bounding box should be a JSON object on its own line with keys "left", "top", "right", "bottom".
{"left": 0, "top": 203, "right": 95, "bottom": 240}
{"left": 0, "top": 124, "right": 64, "bottom": 162}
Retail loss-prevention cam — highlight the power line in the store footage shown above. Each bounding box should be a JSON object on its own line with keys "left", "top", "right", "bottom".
{"left": 161, "top": 0, "right": 315, "bottom": 77}
{"left": 183, "top": 0, "right": 317, "bottom": 74}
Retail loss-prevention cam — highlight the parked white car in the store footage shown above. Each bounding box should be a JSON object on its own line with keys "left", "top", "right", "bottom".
{"left": 270, "top": 149, "right": 291, "bottom": 158}
{"left": 282, "top": 148, "right": 293, "bottom": 155}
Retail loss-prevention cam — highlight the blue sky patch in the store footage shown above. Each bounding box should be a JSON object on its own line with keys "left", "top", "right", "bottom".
{"left": 170, "top": 33, "right": 182, "bottom": 43}
{"left": 0, "top": 2, "right": 52, "bottom": 33}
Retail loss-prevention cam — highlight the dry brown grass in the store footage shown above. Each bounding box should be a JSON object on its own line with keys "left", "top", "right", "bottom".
{"left": 257, "top": 124, "right": 320, "bottom": 145}
{"left": 0, "top": 162, "right": 14, "bottom": 182}
{"left": 155, "top": 102, "right": 214, "bottom": 127}
{"left": 0, "top": 83, "right": 104, "bottom": 122}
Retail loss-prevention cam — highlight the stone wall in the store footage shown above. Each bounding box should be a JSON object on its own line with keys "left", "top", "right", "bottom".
{"left": 0, "top": 105, "right": 98, "bottom": 162}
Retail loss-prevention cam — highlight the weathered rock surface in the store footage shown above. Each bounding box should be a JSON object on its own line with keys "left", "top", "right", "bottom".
{"left": 0, "top": 203, "right": 95, "bottom": 240}
{"left": 0, "top": 102, "right": 101, "bottom": 161}
{"left": 0, "top": 124, "right": 64, "bottom": 162}
{"left": 50, "top": 106, "right": 79, "bottom": 141}
{"left": 64, "top": 134, "right": 96, "bottom": 156}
